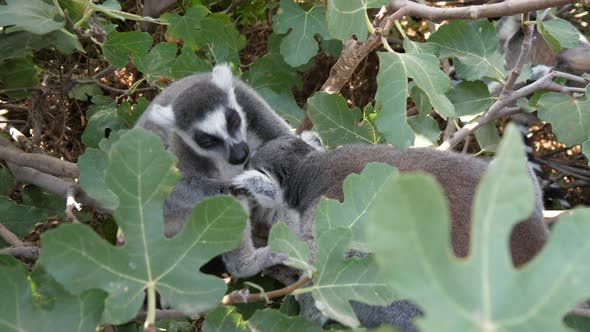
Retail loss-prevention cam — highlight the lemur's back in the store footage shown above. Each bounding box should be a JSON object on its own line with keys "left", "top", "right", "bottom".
{"left": 293, "top": 145, "right": 547, "bottom": 266}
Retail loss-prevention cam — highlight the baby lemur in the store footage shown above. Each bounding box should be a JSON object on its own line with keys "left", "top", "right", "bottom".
{"left": 232, "top": 133, "right": 549, "bottom": 330}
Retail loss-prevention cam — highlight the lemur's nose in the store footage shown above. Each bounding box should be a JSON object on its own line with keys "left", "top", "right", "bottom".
{"left": 229, "top": 142, "right": 249, "bottom": 165}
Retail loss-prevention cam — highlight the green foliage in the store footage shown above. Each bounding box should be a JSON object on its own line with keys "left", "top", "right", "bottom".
{"left": 326, "top": 0, "right": 389, "bottom": 42}
{"left": 538, "top": 18, "right": 580, "bottom": 52}
{"left": 364, "top": 125, "right": 590, "bottom": 331}
{"left": 0, "top": 256, "right": 106, "bottom": 331}
{"left": 40, "top": 129, "right": 246, "bottom": 324}
{"left": 0, "top": 56, "right": 39, "bottom": 99}
{"left": 203, "top": 306, "right": 323, "bottom": 331}
{"left": 0, "top": 0, "right": 64, "bottom": 35}
{"left": 375, "top": 51, "right": 453, "bottom": 147}
{"left": 171, "top": 47, "right": 212, "bottom": 80}
{"left": 308, "top": 92, "right": 379, "bottom": 146}
{"left": 446, "top": 81, "right": 495, "bottom": 117}
{"left": 273, "top": 0, "right": 330, "bottom": 67}
{"left": 102, "top": 31, "right": 153, "bottom": 68}
{"left": 162, "top": 6, "right": 210, "bottom": 50}
{"left": 268, "top": 221, "right": 314, "bottom": 275}
{"left": 538, "top": 92, "right": 590, "bottom": 147}
{"left": 428, "top": 20, "right": 504, "bottom": 81}
{"left": 133, "top": 42, "right": 177, "bottom": 86}
{"left": 0, "top": 197, "right": 46, "bottom": 247}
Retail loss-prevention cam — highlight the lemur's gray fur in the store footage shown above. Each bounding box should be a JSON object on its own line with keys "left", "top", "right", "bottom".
{"left": 135, "top": 64, "right": 294, "bottom": 277}
{"left": 232, "top": 133, "right": 549, "bottom": 330}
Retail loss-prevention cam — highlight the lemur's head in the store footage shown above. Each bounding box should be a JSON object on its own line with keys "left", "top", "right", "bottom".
{"left": 149, "top": 64, "right": 249, "bottom": 165}
{"left": 247, "top": 131, "right": 323, "bottom": 185}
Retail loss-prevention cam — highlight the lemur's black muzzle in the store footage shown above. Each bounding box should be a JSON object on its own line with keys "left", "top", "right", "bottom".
{"left": 229, "top": 142, "right": 250, "bottom": 165}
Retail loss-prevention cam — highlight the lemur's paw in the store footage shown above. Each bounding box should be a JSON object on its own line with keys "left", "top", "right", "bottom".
{"left": 232, "top": 170, "right": 282, "bottom": 208}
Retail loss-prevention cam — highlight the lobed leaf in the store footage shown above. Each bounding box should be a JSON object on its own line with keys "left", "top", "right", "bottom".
{"left": 133, "top": 42, "right": 177, "bottom": 86}
{"left": 273, "top": 0, "right": 330, "bottom": 67}
{"left": 0, "top": 256, "right": 106, "bottom": 332}
{"left": 428, "top": 20, "right": 504, "bottom": 81}
{"left": 40, "top": 129, "right": 246, "bottom": 324}
{"left": 446, "top": 81, "right": 495, "bottom": 117}
{"left": 0, "top": 0, "right": 64, "bottom": 35}
{"left": 308, "top": 92, "right": 378, "bottom": 146}
{"left": 162, "top": 6, "right": 209, "bottom": 50}
{"left": 538, "top": 92, "right": 590, "bottom": 147}
{"left": 268, "top": 221, "right": 314, "bottom": 276}
{"left": 364, "top": 124, "right": 589, "bottom": 331}
{"left": 170, "top": 47, "right": 212, "bottom": 80}
{"left": 101, "top": 31, "right": 153, "bottom": 68}
{"left": 538, "top": 18, "right": 579, "bottom": 52}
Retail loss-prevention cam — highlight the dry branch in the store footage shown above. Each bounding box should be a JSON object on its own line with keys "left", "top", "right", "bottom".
{"left": 0, "top": 145, "right": 79, "bottom": 178}
{"left": 221, "top": 276, "right": 311, "bottom": 305}
{"left": 0, "top": 223, "right": 24, "bottom": 247}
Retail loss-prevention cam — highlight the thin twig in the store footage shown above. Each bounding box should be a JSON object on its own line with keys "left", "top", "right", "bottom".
{"left": 221, "top": 276, "right": 311, "bottom": 305}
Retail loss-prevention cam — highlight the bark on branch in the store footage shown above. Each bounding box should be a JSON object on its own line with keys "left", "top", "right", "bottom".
{"left": 0, "top": 145, "right": 79, "bottom": 178}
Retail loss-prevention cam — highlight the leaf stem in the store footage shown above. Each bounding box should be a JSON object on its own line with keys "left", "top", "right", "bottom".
{"left": 53, "top": 0, "right": 65, "bottom": 17}
{"left": 144, "top": 285, "right": 156, "bottom": 331}
{"left": 381, "top": 35, "right": 396, "bottom": 53}
{"left": 73, "top": 7, "right": 95, "bottom": 30}
{"left": 365, "top": 11, "right": 376, "bottom": 35}
{"left": 394, "top": 20, "right": 406, "bottom": 39}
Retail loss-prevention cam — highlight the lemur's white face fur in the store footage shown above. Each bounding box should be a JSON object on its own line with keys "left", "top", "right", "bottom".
{"left": 149, "top": 64, "right": 250, "bottom": 166}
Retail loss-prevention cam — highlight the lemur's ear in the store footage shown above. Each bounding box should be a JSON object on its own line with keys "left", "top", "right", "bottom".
{"left": 299, "top": 131, "right": 324, "bottom": 151}
{"left": 148, "top": 104, "right": 175, "bottom": 128}
{"left": 211, "top": 63, "right": 234, "bottom": 92}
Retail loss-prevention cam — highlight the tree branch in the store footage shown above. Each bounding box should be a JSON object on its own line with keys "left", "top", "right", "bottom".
{"left": 387, "top": 0, "right": 578, "bottom": 21}
{"left": 0, "top": 145, "right": 79, "bottom": 178}
{"left": 0, "top": 246, "right": 39, "bottom": 259}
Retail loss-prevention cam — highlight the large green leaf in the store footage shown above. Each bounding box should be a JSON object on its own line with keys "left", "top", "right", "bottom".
{"left": 446, "top": 81, "right": 495, "bottom": 117}
{"left": 375, "top": 52, "right": 412, "bottom": 147}
{"left": 0, "top": 256, "right": 106, "bottom": 332}
{"left": 39, "top": 129, "right": 246, "bottom": 324}
{"left": 538, "top": 18, "right": 579, "bottom": 52}
{"left": 326, "top": 0, "right": 389, "bottom": 42}
{"left": 77, "top": 148, "right": 118, "bottom": 211}
{"left": 0, "top": 0, "right": 64, "bottom": 35}
{"left": 308, "top": 92, "right": 378, "bottom": 146}
{"left": 376, "top": 52, "right": 453, "bottom": 147}
{"left": 81, "top": 105, "right": 122, "bottom": 148}
{"left": 273, "top": 0, "right": 330, "bottom": 67}
{"left": 308, "top": 227, "right": 397, "bottom": 327}
{"left": 0, "top": 197, "right": 47, "bottom": 247}
{"left": 162, "top": 6, "right": 209, "bottom": 50}
{"left": 101, "top": 31, "right": 153, "bottom": 68}
{"left": 203, "top": 306, "right": 322, "bottom": 332}
{"left": 133, "top": 42, "right": 177, "bottom": 86}
{"left": 364, "top": 125, "right": 590, "bottom": 331}
{"left": 408, "top": 115, "right": 440, "bottom": 147}
{"left": 538, "top": 92, "right": 590, "bottom": 147}
{"left": 314, "top": 162, "right": 399, "bottom": 251}
{"left": 428, "top": 20, "right": 504, "bottom": 81}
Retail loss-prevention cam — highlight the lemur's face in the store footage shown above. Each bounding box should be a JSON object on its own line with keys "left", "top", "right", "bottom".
{"left": 148, "top": 64, "right": 250, "bottom": 166}
{"left": 187, "top": 106, "right": 249, "bottom": 165}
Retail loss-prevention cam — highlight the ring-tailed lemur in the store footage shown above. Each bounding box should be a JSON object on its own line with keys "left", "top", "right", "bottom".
{"left": 135, "top": 64, "right": 294, "bottom": 277}
{"left": 231, "top": 133, "right": 549, "bottom": 330}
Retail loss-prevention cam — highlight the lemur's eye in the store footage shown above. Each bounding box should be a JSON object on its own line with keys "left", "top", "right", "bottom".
{"left": 194, "top": 133, "right": 222, "bottom": 149}
{"left": 226, "top": 109, "right": 241, "bottom": 131}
